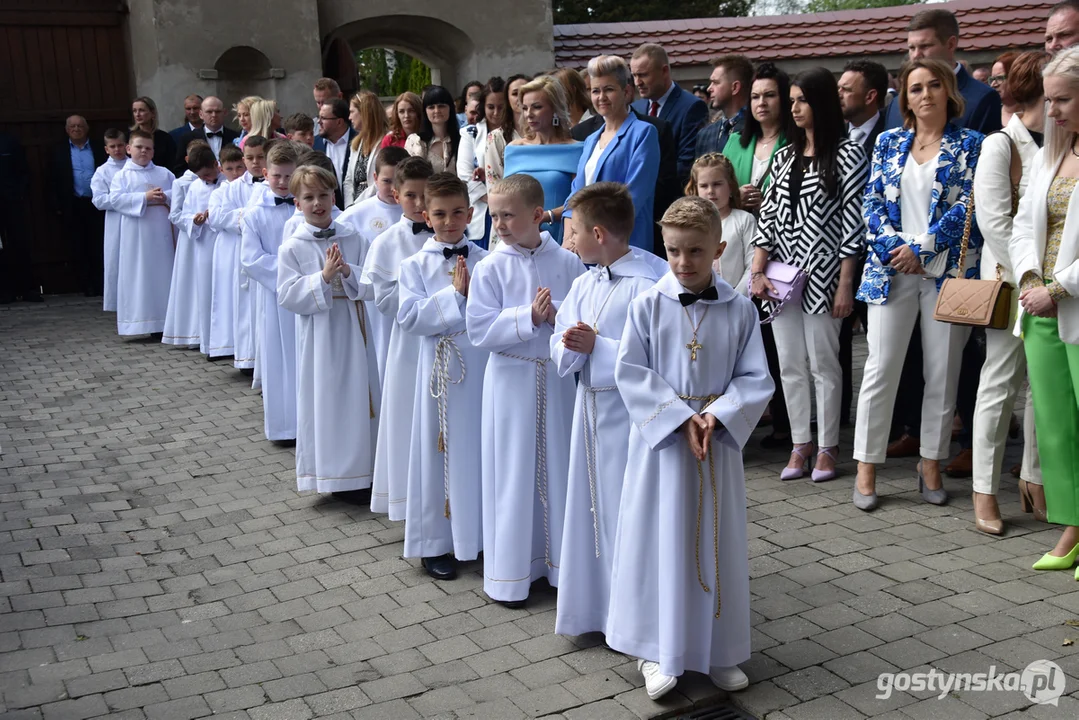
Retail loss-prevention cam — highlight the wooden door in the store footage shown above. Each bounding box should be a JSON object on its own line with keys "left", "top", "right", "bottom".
{"left": 0, "top": 0, "right": 133, "bottom": 294}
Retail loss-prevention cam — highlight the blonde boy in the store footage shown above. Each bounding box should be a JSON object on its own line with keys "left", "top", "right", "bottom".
{"left": 277, "top": 165, "right": 377, "bottom": 496}
{"left": 605, "top": 196, "right": 773, "bottom": 700}
{"left": 465, "top": 174, "right": 585, "bottom": 607}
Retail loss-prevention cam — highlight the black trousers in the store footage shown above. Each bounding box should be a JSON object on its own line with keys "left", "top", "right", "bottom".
{"left": 757, "top": 300, "right": 790, "bottom": 435}
{"left": 66, "top": 197, "right": 104, "bottom": 296}
{"left": 839, "top": 299, "right": 868, "bottom": 425}
{"left": 0, "top": 201, "right": 37, "bottom": 300}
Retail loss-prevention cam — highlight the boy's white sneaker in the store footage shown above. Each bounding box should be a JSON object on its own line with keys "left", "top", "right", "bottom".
{"left": 709, "top": 665, "right": 749, "bottom": 691}
{"left": 637, "top": 659, "right": 678, "bottom": 700}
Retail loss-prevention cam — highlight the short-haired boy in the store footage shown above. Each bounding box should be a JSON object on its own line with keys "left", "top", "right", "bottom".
{"left": 365, "top": 157, "right": 435, "bottom": 519}
{"left": 92, "top": 128, "right": 128, "bottom": 312}
{"left": 606, "top": 196, "right": 774, "bottom": 700}
{"left": 110, "top": 128, "right": 174, "bottom": 336}
{"left": 241, "top": 141, "right": 301, "bottom": 442}
{"left": 397, "top": 172, "right": 489, "bottom": 580}
{"left": 277, "top": 165, "right": 378, "bottom": 495}
{"left": 466, "top": 174, "right": 585, "bottom": 607}
{"left": 180, "top": 145, "right": 224, "bottom": 357}
{"left": 284, "top": 113, "right": 315, "bottom": 147}
{"left": 340, "top": 145, "right": 411, "bottom": 386}
{"left": 205, "top": 143, "right": 246, "bottom": 358}
{"left": 162, "top": 139, "right": 209, "bottom": 347}
{"left": 209, "top": 135, "right": 267, "bottom": 373}
{"left": 551, "top": 182, "right": 660, "bottom": 637}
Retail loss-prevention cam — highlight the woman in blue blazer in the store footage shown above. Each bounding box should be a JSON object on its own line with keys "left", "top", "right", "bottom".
{"left": 852, "top": 59, "right": 984, "bottom": 512}
{"left": 565, "top": 55, "right": 660, "bottom": 251}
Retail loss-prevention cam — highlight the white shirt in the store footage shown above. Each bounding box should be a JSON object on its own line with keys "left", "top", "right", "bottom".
{"left": 647, "top": 82, "right": 676, "bottom": 117}
{"left": 900, "top": 153, "right": 945, "bottom": 276}
{"left": 584, "top": 142, "right": 603, "bottom": 186}
{"left": 323, "top": 131, "right": 350, "bottom": 187}
{"left": 848, "top": 112, "right": 880, "bottom": 147}
{"left": 202, "top": 125, "right": 224, "bottom": 159}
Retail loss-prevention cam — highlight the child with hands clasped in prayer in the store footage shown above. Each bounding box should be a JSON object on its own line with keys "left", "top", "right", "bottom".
{"left": 605, "top": 196, "right": 774, "bottom": 702}
{"left": 551, "top": 182, "right": 659, "bottom": 638}
{"left": 466, "top": 174, "right": 585, "bottom": 608}
{"left": 397, "top": 173, "right": 489, "bottom": 581}
{"left": 277, "top": 165, "right": 378, "bottom": 498}
{"left": 364, "top": 157, "right": 436, "bottom": 519}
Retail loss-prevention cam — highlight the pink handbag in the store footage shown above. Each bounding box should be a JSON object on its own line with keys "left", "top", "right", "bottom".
{"left": 759, "top": 261, "right": 807, "bottom": 324}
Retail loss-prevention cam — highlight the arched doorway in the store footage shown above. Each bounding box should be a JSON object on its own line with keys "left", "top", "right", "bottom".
{"left": 214, "top": 46, "right": 276, "bottom": 104}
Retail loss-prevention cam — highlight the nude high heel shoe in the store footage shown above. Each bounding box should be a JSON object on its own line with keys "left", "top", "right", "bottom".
{"left": 972, "top": 493, "right": 1003, "bottom": 536}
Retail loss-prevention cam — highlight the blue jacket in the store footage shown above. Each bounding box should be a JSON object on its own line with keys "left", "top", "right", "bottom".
{"left": 885, "top": 65, "right": 1002, "bottom": 136}
{"left": 632, "top": 82, "right": 709, "bottom": 185}
{"left": 565, "top": 112, "right": 660, "bottom": 251}
{"left": 857, "top": 123, "right": 984, "bottom": 305}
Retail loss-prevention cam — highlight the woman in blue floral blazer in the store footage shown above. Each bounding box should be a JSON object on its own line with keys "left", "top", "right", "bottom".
{"left": 852, "top": 59, "right": 983, "bottom": 511}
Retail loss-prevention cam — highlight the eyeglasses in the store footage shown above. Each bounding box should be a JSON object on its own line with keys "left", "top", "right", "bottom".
{"left": 989, "top": 74, "right": 1007, "bottom": 84}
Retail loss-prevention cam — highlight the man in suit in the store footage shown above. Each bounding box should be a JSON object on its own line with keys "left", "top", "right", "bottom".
{"left": 50, "top": 115, "right": 106, "bottom": 296}
{"left": 883, "top": 9, "right": 998, "bottom": 474}
{"left": 836, "top": 59, "right": 888, "bottom": 426}
{"left": 313, "top": 98, "right": 356, "bottom": 210}
{"left": 695, "top": 54, "right": 754, "bottom": 158}
{"left": 168, "top": 94, "right": 203, "bottom": 143}
{"left": 883, "top": 9, "right": 1001, "bottom": 135}
{"left": 173, "top": 96, "right": 239, "bottom": 174}
{"left": 1046, "top": 0, "right": 1079, "bottom": 54}
{"left": 312, "top": 77, "right": 343, "bottom": 139}
{"left": 0, "top": 131, "right": 41, "bottom": 303}
{"left": 572, "top": 105, "right": 678, "bottom": 258}
{"left": 629, "top": 43, "right": 709, "bottom": 187}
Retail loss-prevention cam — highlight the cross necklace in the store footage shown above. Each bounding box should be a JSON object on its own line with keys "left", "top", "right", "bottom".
{"left": 683, "top": 304, "right": 709, "bottom": 362}
{"left": 589, "top": 277, "right": 622, "bottom": 334}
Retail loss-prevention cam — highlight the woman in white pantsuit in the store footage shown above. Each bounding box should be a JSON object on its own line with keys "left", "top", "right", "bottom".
{"left": 751, "top": 67, "right": 868, "bottom": 482}
{"left": 853, "top": 59, "right": 984, "bottom": 511}
{"left": 970, "top": 51, "right": 1049, "bottom": 534}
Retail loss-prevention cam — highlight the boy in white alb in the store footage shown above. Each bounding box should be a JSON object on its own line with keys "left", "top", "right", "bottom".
{"left": 398, "top": 173, "right": 489, "bottom": 581}
{"left": 212, "top": 136, "right": 268, "bottom": 372}
{"left": 91, "top": 128, "right": 128, "bottom": 312}
{"left": 606, "top": 197, "right": 773, "bottom": 701}
{"left": 180, "top": 145, "right": 224, "bottom": 357}
{"left": 466, "top": 174, "right": 585, "bottom": 607}
{"left": 241, "top": 141, "right": 300, "bottom": 442}
{"left": 277, "top": 165, "right": 378, "bottom": 495}
{"left": 110, "top": 129, "right": 174, "bottom": 337}
{"left": 162, "top": 140, "right": 208, "bottom": 347}
{"left": 364, "top": 157, "right": 435, "bottom": 519}
{"left": 551, "top": 182, "right": 658, "bottom": 637}
{"left": 340, "top": 146, "right": 410, "bottom": 387}
{"left": 205, "top": 144, "right": 247, "bottom": 359}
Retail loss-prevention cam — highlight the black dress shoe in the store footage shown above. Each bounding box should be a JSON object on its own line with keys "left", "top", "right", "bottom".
{"left": 239, "top": 368, "right": 254, "bottom": 377}
{"left": 760, "top": 432, "right": 791, "bottom": 450}
{"left": 0, "top": 295, "right": 15, "bottom": 304}
{"left": 497, "top": 598, "right": 526, "bottom": 609}
{"left": 332, "top": 488, "right": 371, "bottom": 505}
{"left": 149, "top": 332, "right": 163, "bottom": 340}
{"left": 21, "top": 293, "right": 44, "bottom": 303}
{"left": 422, "top": 555, "right": 458, "bottom": 580}
{"left": 271, "top": 438, "right": 296, "bottom": 447}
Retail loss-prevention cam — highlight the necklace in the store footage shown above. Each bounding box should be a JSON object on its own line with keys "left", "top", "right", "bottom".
{"left": 589, "top": 276, "right": 622, "bottom": 333}
{"left": 1071, "top": 142, "right": 1079, "bottom": 159}
{"left": 682, "top": 305, "right": 709, "bottom": 362}
{"left": 915, "top": 133, "right": 943, "bottom": 152}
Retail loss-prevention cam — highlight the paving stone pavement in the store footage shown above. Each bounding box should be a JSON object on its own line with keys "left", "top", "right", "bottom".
{"left": 1, "top": 297, "right": 1077, "bottom": 720}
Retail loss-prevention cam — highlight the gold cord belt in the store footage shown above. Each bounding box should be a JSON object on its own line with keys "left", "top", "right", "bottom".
{"left": 581, "top": 383, "right": 617, "bottom": 558}
{"left": 430, "top": 330, "right": 466, "bottom": 517}
{"left": 332, "top": 295, "right": 375, "bottom": 418}
{"left": 679, "top": 393, "right": 721, "bottom": 619}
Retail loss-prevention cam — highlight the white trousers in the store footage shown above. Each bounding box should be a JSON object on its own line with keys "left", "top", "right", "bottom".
{"left": 854, "top": 274, "right": 970, "bottom": 464}
{"left": 771, "top": 308, "right": 843, "bottom": 447}
{"left": 971, "top": 325, "right": 1041, "bottom": 494}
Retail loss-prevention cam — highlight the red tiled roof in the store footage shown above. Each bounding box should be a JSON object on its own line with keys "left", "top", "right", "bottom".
{"left": 553, "top": 0, "right": 1054, "bottom": 67}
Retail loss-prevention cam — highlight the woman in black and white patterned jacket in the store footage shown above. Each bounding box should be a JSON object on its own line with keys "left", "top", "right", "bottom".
{"left": 751, "top": 66, "right": 869, "bottom": 484}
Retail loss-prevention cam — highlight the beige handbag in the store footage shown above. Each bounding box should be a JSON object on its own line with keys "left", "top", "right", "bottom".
{"left": 932, "top": 193, "right": 1014, "bottom": 329}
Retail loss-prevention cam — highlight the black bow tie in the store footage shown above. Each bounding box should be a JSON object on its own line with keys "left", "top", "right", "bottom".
{"left": 312, "top": 227, "right": 335, "bottom": 239}
{"left": 252, "top": 176, "right": 264, "bottom": 183}
{"left": 443, "top": 245, "right": 469, "bottom": 260}
{"left": 274, "top": 196, "right": 295, "bottom": 206}
{"left": 205, "top": 130, "right": 223, "bottom": 138}
{"left": 412, "top": 221, "right": 432, "bottom": 235}
{"left": 679, "top": 286, "right": 718, "bottom": 306}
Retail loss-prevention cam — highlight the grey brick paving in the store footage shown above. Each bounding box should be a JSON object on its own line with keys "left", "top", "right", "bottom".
{"left": 3, "top": 297, "right": 1078, "bottom": 719}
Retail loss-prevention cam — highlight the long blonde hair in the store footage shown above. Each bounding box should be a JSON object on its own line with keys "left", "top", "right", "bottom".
{"left": 349, "top": 90, "right": 388, "bottom": 156}
{"left": 518, "top": 75, "right": 573, "bottom": 142}
{"left": 249, "top": 99, "right": 279, "bottom": 139}
{"left": 685, "top": 153, "right": 742, "bottom": 210}
{"left": 234, "top": 95, "right": 262, "bottom": 129}
{"left": 1044, "top": 46, "right": 1079, "bottom": 168}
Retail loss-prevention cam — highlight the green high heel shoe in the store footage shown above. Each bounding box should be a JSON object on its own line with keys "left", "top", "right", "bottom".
{"left": 1033, "top": 543, "right": 1079, "bottom": 571}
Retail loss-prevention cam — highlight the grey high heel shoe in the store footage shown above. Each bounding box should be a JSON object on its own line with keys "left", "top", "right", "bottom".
{"left": 918, "top": 462, "right": 948, "bottom": 505}
{"left": 853, "top": 486, "right": 878, "bottom": 511}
